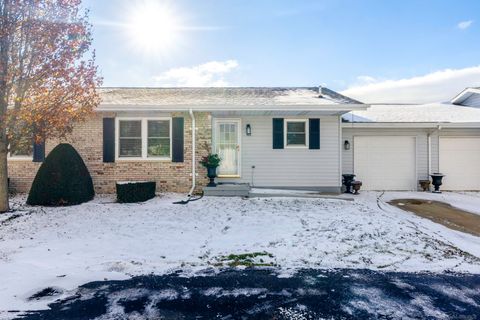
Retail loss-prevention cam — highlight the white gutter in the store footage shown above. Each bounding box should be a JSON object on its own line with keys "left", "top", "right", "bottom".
{"left": 427, "top": 132, "right": 432, "bottom": 175}
{"left": 96, "top": 104, "right": 369, "bottom": 112}
{"left": 342, "top": 122, "right": 480, "bottom": 129}
{"left": 188, "top": 109, "right": 196, "bottom": 197}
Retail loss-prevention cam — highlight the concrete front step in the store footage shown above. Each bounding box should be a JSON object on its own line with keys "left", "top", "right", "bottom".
{"left": 203, "top": 183, "right": 250, "bottom": 197}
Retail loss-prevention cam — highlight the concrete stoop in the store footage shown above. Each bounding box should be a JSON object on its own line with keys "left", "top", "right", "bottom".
{"left": 203, "top": 183, "right": 251, "bottom": 197}
{"left": 204, "top": 184, "right": 352, "bottom": 200}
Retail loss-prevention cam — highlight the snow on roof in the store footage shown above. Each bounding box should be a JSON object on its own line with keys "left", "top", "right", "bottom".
{"left": 98, "top": 87, "right": 362, "bottom": 106}
{"left": 342, "top": 102, "right": 480, "bottom": 123}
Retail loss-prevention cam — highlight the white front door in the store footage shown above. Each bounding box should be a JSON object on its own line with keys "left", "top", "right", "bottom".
{"left": 214, "top": 119, "right": 241, "bottom": 177}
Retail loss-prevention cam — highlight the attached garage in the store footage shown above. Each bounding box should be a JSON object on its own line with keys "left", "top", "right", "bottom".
{"left": 353, "top": 136, "right": 417, "bottom": 190}
{"left": 439, "top": 137, "right": 480, "bottom": 190}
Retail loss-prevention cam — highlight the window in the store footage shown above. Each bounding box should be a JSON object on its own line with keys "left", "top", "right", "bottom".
{"left": 147, "top": 120, "right": 170, "bottom": 157}
{"left": 285, "top": 119, "right": 308, "bottom": 147}
{"left": 8, "top": 137, "right": 33, "bottom": 159}
{"left": 119, "top": 120, "right": 142, "bottom": 157}
{"left": 117, "top": 118, "right": 171, "bottom": 160}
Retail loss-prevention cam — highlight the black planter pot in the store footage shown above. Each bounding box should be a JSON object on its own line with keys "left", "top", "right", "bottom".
{"left": 342, "top": 174, "right": 356, "bottom": 194}
{"left": 207, "top": 166, "right": 218, "bottom": 187}
{"left": 430, "top": 173, "right": 445, "bottom": 193}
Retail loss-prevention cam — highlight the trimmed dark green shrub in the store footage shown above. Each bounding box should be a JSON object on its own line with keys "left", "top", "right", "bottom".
{"left": 116, "top": 181, "right": 156, "bottom": 203}
{"left": 27, "top": 143, "right": 95, "bottom": 206}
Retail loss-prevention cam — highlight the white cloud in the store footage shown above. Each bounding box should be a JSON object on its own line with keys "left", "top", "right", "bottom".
{"left": 341, "top": 66, "right": 480, "bottom": 104}
{"left": 154, "top": 60, "right": 239, "bottom": 87}
{"left": 457, "top": 20, "right": 473, "bottom": 30}
{"left": 356, "top": 75, "right": 377, "bottom": 84}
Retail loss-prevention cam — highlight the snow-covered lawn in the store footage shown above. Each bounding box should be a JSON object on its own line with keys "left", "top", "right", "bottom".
{"left": 0, "top": 191, "right": 480, "bottom": 313}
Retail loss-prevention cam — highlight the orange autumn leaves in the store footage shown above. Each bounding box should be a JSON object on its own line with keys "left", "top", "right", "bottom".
{"left": 1, "top": 0, "right": 102, "bottom": 145}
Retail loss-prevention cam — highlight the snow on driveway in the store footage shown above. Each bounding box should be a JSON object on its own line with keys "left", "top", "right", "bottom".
{"left": 0, "top": 192, "right": 479, "bottom": 312}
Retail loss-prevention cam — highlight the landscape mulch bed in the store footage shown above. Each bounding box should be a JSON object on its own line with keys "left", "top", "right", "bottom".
{"left": 389, "top": 198, "right": 480, "bottom": 237}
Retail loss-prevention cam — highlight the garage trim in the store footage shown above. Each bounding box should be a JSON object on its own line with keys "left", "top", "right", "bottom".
{"left": 353, "top": 135, "right": 418, "bottom": 191}
{"left": 438, "top": 136, "right": 480, "bottom": 191}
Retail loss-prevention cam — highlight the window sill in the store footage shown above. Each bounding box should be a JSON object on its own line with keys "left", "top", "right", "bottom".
{"left": 284, "top": 145, "right": 309, "bottom": 149}
{"left": 116, "top": 157, "right": 172, "bottom": 162}
{"left": 8, "top": 157, "right": 34, "bottom": 162}
{"left": 218, "top": 175, "right": 241, "bottom": 178}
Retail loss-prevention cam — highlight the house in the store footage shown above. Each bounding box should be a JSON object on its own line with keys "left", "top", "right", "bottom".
{"left": 451, "top": 87, "right": 480, "bottom": 108}
{"left": 8, "top": 87, "right": 367, "bottom": 194}
{"left": 7, "top": 86, "right": 480, "bottom": 194}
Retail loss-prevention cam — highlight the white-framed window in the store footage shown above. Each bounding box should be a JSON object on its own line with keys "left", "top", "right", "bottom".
{"left": 284, "top": 119, "right": 308, "bottom": 148}
{"left": 116, "top": 117, "right": 172, "bottom": 160}
{"left": 8, "top": 139, "right": 33, "bottom": 160}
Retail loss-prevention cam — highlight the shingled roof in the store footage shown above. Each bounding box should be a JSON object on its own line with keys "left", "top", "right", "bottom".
{"left": 343, "top": 103, "right": 480, "bottom": 123}
{"left": 98, "top": 87, "right": 363, "bottom": 106}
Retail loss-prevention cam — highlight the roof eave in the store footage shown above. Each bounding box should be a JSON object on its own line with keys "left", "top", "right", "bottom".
{"left": 342, "top": 122, "right": 480, "bottom": 129}
{"left": 96, "top": 104, "right": 369, "bottom": 112}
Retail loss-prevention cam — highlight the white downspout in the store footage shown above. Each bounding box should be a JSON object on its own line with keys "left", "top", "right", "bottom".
{"left": 428, "top": 124, "right": 442, "bottom": 176}
{"left": 188, "top": 109, "right": 196, "bottom": 196}
{"left": 427, "top": 131, "right": 432, "bottom": 176}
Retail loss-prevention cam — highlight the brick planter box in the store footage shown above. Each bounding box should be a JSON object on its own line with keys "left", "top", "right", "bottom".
{"left": 116, "top": 181, "right": 156, "bottom": 203}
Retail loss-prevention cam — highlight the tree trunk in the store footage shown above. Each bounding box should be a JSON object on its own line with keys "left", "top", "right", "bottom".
{"left": 0, "top": 134, "right": 9, "bottom": 212}
{"left": 0, "top": 0, "right": 11, "bottom": 212}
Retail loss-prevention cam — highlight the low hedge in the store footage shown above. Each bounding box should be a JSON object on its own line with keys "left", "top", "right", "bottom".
{"left": 116, "top": 181, "right": 156, "bottom": 203}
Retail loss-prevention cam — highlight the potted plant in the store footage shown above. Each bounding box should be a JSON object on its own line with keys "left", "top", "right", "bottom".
{"left": 200, "top": 153, "right": 221, "bottom": 187}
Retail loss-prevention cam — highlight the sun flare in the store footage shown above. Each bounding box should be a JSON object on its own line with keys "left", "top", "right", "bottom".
{"left": 126, "top": 1, "right": 181, "bottom": 55}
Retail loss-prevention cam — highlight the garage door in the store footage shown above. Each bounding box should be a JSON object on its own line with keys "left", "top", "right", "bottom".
{"left": 354, "top": 136, "right": 416, "bottom": 190}
{"left": 439, "top": 137, "right": 480, "bottom": 190}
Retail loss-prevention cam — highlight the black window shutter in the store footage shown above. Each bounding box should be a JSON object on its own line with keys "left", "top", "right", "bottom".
{"left": 172, "top": 117, "right": 184, "bottom": 162}
{"left": 309, "top": 118, "right": 320, "bottom": 150}
{"left": 32, "top": 140, "right": 45, "bottom": 162}
{"left": 272, "top": 118, "right": 284, "bottom": 149}
{"left": 103, "top": 118, "right": 115, "bottom": 163}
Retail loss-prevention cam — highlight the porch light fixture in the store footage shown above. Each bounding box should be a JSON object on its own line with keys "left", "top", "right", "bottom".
{"left": 246, "top": 124, "right": 252, "bottom": 136}
{"left": 344, "top": 140, "right": 350, "bottom": 150}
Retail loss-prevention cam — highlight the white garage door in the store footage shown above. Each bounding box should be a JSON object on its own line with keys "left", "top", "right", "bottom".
{"left": 439, "top": 137, "right": 480, "bottom": 190}
{"left": 354, "top": 136, "right": 416, "bottom": 190}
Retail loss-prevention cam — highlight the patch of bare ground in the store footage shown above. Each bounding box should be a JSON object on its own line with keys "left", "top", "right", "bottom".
{"left": 389, "top": 199, "right": 480, "bottom": 237}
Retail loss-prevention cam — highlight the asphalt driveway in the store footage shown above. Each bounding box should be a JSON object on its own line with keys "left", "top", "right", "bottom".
{"left": 18, "top": 268, "right": 480, "bottom": 320}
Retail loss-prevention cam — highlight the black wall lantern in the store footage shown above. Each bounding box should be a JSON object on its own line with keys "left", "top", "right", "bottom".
{"left": 246, "top": 124, "right": 252, "bottom": 136}
{"left": 344, "top": 140, "right": 351, "bottom": 150}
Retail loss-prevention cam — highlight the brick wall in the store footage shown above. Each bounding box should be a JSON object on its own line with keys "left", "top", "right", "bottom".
{"left": 7, "top": 111, "right": 212, "bottom": 194}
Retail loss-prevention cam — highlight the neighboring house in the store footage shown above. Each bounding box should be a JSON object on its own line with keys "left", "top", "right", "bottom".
{"left": 343, "top": 101, "right": 480, "bottom": 191}
{"left": 451, "top": 87, "right": 480, "bottom": 108}
{"left": 7, "top": 86, "right": 480, "bottom": 194}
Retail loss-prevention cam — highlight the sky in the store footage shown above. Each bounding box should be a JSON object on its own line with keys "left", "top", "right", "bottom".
{"left": 83, "top": 0, "right": 480, "bottom": 103}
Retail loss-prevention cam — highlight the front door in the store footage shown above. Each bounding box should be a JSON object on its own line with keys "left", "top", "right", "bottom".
{"left": 214, "top": 119, "right": 241, "bottom": 177}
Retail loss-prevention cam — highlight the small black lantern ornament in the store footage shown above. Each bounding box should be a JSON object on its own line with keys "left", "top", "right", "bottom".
{"left": 344, "top": 140, "right": 351, "bottom": 150}
{"left": 246, "top": 124, "right": 252, "bottom": 136}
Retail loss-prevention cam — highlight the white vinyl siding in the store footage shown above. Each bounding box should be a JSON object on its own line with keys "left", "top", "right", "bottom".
{"left": 353, "top": 136, "right": 416, "bottom": 190}
{"left": 218, "top": 115, "right": 341, "bottom": 189}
